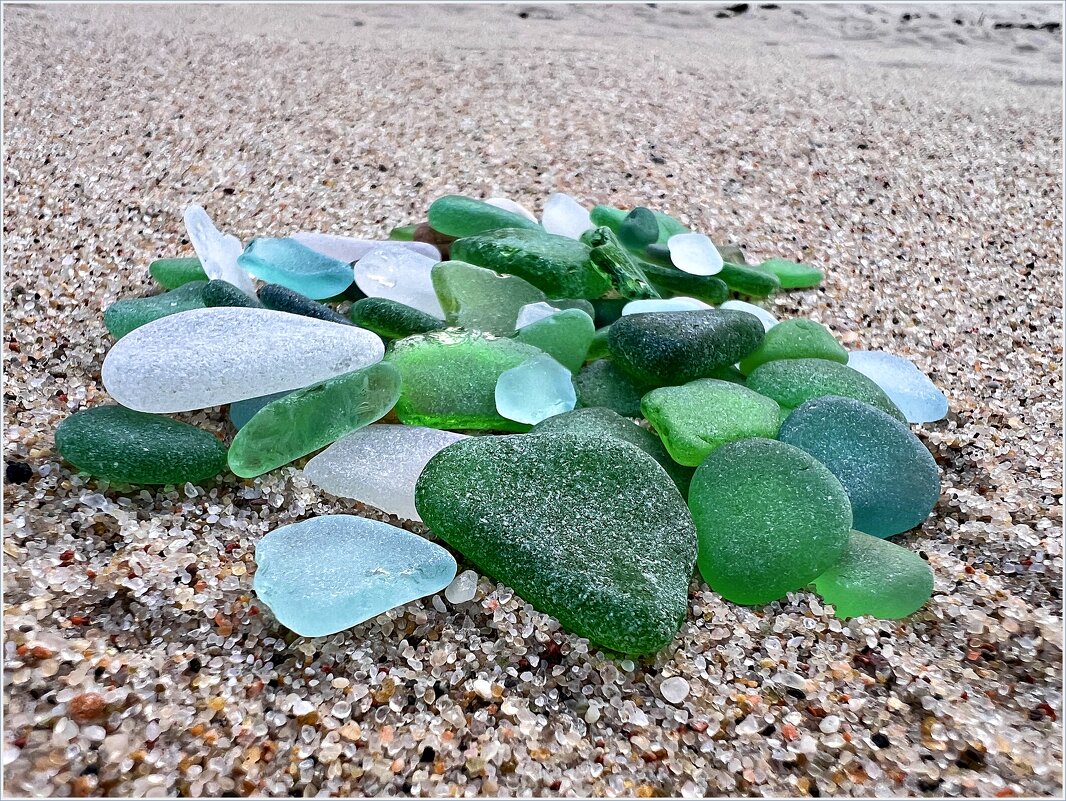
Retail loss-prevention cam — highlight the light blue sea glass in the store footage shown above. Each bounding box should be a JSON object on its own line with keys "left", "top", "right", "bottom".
{"left": 237, "top": 237, "right": 353, "bottom": 299}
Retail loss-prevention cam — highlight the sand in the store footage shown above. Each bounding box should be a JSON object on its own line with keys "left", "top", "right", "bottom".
{"left": 2, "top": 3, "right": 1063, "bottom": 798}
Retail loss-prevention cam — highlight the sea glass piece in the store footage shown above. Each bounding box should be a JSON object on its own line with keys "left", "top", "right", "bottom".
{"left": 813, "top": 530, "right": 934, "bottom": 619}
{"left": 428, "top": 195, "right": 541, "bottom": 238}
{"left": 450, "top": 228, "right": 610, "bottom": 299}
{"left": 227, "top": 361, "right": 401, "bottom": 477}
{"left": 103, "top": 281, "right": 207, "bottom": 339}
{"left": 739, "top": 318, "right": 848, "bottom": 374}
{"left": 386, "top": 329, "right": 544, "bottom": 431}
{"left": 257, "top": 283, "right": 350, "bottom": 324}
{"left": 432, "top": 260, "right": 547, "bottom": 333}
{"left": 304, "top": 424, "right": 468, "bottom": 521}
{"left": 495, "top": 354, "right": 577, "bottom": 425}
{"left": 845, "top": 351, "right": 948, "bottom": 424}
{"left": 668, "top": 233, "right": 724, "bottom": 276}
{"left": 183, "top": 205, "right": 254, "bottom": 295}
{"left": 607, "top": 309, "right": 764, "bottom": 387}
{"left": 622, "top": 297, "right": 710, "bottom": 315}
{"left": 746, "top": 358, "right": 906, "bottom": 421}
{"left": 349, "top": 297, "right": 445, "bottom": 339}
{"left": 573, "top": 359, "right": 652, "bottom": 418}
{"left": 513, "top": 308, "right": 595, "bottom": 372}
{"left": 201, "top": 279, "right": 261, "bottom": 308}
{"left": 485, "top": 197, "right": 539, "bottom": 223}
{"left": 291, "top": 231, "right": 440, "bottom": 262}
{"left": 237, "top": 238, "right": 352, "bottom": 300}
{"left": 253, "top": 515, "right": 456, "bottom": 637}
{"left": 229, "top": 390, "right": 294, "bottom": 431}
{"left": 541, "top": 192, "right": 593, "bottom": 239}
{"left": 688, "top": 438, "right": 852, "bottom": 605}
{"left": 415, "top": 433, "right": 697, "bottom": 654}
{"left": 720, "top": 300, "right": 777, "bottom": 331}
{"left": 758, "top": 258, "right": 823, "bottom": 289}
{"left": 149, "top": 256, "right": 207, "bottom": 289}
{"left": 353, "top": 246, "right": 445, "bottom": 318}
{"left": 779, "top": 396, "right": 941, "bottom": 538}
{"left": 718, "top": 261, "right": 780, "bottom": 298}
{"left": 582, "top": 226, "right": 660, "bottom": 300}
{"left": 642, "top": 379, "right": 783, "bottom": 466}
{"left": 101, "top": 308, "right": 385, "bottom": 413}
{"left": 617, "top": 208, "right": 660, "bottom": 250}
{"left": 55, "top": 405, "right": 227, "bottom": 485}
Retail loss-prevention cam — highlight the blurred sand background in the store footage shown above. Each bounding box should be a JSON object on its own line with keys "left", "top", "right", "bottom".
{"left": 3, "top": 3, "right": 1063, "bottom": 798}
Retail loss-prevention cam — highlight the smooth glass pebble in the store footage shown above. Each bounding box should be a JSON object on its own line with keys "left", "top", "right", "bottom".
{"left": 758, "top": 258, "right": 823, "bottom": 289}
{"left": 541, "top": 192, "right": 593, "bottom": 240}
{"left": 257, "top": 283, "right": 349, "bottom": 324}
{"left": 388, "top": 224, "right": 418, "bottom": 241}
{"left": 718, "top": 261, "right": 780, "bottom": 298}
{"left": 415, "top": 433, "right": 697, "bottom": 654}
{"left": 533, "top": 406, "right": 694, "bottom": 497}
{"left": 229, "top": 390, "right": 294, "bottom": 431}
{"left": 428, "top": 195, "right": 541, "bottom": 238}
{"left": 149, "top": 256, "right": 207, "bottom": 289}
{"left": 55, "top": 405, "right": 227, "bottom": 485}
{"left": 303, "top": 424, "right": 467, "bottom": 521}
{"left": 617, "top": 207, "right": 660, "bottom": 250}
{"left": 349, "top": 297, "right": 445, "bottom": 340}
{"left": 622, "top": 297, "right": 711, "bottom": 315}
{"left": 202, "top": 279, "right": 261, "bottom": 308}
{"left": 589, "top": 204, "right": 628, "bottom": 231}
{"left": 652, "top": 211, "right": 690, "bottom": 242}
{"left": 484, "top": 197, "right": 538, "bottom": 223}
{"left": 746, "top": 358, "right": 906, "bottom": 422}
{"left": 513, "top": 308, "right": 595, "bottom": 373}
{"left": 845, "top": 350, "right": 948, "bottom": 423}
{"left": 515, "top": 302, "right": 560, "bottom": 329}
{"left": 779, "top": 396, "right": 941, "bottom": 538}
{"left": 660, "top": 676, "right": 690, "bottom": 705}
{"left": 353, "top": 247, "right": 445, "bottom": 318}
{"left": 444, "top": 570, "right": 479, "bottom": 604}
{"left": 432, "top": 260, "right": 547, "bottom": 333}
{"left": 386, "top": 329, "right": 544, "bottom": 431}
{"left": 102, "top": 308, "right": 384, "bottom": 413}
{"left": 720, "top": 300, "right": 778, "bottom": 331}
{"left": 253, "top": 515, "right": 457, "bottom": 637}
{"left": 228, "top": 362, "right": 401, "bottom": 478}
{"left": 607, "top": 309, "right": 765, "bottom": 387}
{"left": 183, "top": 205, "right": 254, "bottom": 295}
{"left": 667, "top": 233, "right": 723, "bottom": 276}
{"left": 688, "top": 438, "right": 852, "bottom": 605}
{"left": 291, "top": 231, "right": 440, "bottom": 262}
{"left": 237, "top": 238, "right": 352, "bottom": 300}
{"left": 573, "top": 359, "right": 651, "bottom": 418}
{"left": 639, "top": 261, "right": 730, "bottom": 305}
{"left": 103, "top": 281, "right": 207, "bottom": 339}
{"left": 450, "top": 228, "right": 609, "bottom": 299}
{"left": 495, "top": 354, "right": 577, "bottom": 425}
{"left": 738, "top": 318, "right": 847, "bottom": 375}
{"left": 642, "top": 379, "right": 783, "bottom": 466}
{"left": 813, "top": 530, "right": 934, "bottom": 619}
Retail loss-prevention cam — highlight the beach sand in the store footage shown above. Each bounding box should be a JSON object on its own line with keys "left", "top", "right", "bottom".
{"left": 3, "top": 3, "right": 1063, "bottom": 797}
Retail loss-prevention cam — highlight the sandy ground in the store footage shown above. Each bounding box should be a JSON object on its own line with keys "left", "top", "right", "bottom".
{"left": 2, "top": 2, "right": 1063, "bottom": 798}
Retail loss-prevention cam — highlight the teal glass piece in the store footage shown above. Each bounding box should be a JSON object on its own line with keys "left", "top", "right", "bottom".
{"left": 237, "top": 237, "right": 353, "bottom": 300}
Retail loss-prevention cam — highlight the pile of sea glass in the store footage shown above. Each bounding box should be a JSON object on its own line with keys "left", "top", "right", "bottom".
{"left": 55, "top": 194, "right": 949, "bottom": 655}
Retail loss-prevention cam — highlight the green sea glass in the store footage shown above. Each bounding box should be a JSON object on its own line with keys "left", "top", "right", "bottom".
{"left": 688, "top": 438, "right": 852, "bottom": 605}
{"left": 739, "top": 318, "right": 848, "bottom": 375}
{"left": 349, "top": 297, "right": 445, "bottom": 339}
{"left": 55, "top": 405, "right": 227, "bottom": 485}
{"left": 746, "top": 358, "right": 905, "bottom": 421}
{"left": 617, "top": 208, "right": 659, "bottom": 250}
{"left": 415, "top": 432, "right": 697, "bottom": 654}
{"left": 813, "top": 530, "right": 934, "bottom": 619}
{"left": 574, "top": 359, "right": 652, "bottom": 418}
{"left": 637, "top": 261, "right": 730, "bottom": 305}
{"left": 758, "top": 258, "right": 823, "bottom": 289}
{"left": 258, "top": 283, "right": 351, "bottom": 324}
{"left": 432, "top": 260, "right": 547, "bottom": 333}
{"left": 149, "top": 257, "right": 208, "bottom": 289}
{"left": 385, "top": 329, "right": 544, "bottom": 431}
{"left": 202, "top": 279, "right": 262, "bottom": 308}
{"left": 718, "top": 261, "right": 780, "bottom": 298}
{"left": 227, "top": 362, "right": 401, "bottom": 477}
{"left": 514, "top": 308, "right": 595, "bottom": 373}
{"left": 103, "top": 281, "right": 208, "bottom": 339}
{"left": 427, "top": 195, "right": 541, "bottom": 238}
{"left": 581, "top": 226, "right": 660, "bottom": 300}
{"left": 642, "top": 379, "right": 783, "bottom": 466}
{"left": 388, "top": 224, "right": 418, "bottom": 241}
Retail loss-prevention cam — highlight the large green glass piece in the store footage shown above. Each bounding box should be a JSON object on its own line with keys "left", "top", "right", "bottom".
{"left": 227, "top": 362, "right": 401, "bottom": 478}
{"left": 258, "top": 283, "right": 350, "bottom": 324}
{"left": 607, "top": 309, "right": 764, "bottom": 387}
{"left": 149, "top": 256, "right": 208, "bottom": 289}
{"left": 758, "top": 258, "right": 823, "bottom": 289}
{"left": 427, "top": 195, "right": 541, "bottom": 238}
{"left": 349, "top": 297, "right": 445, "bottom": 340}
{"left": 642, "top": 379, "right": 783, "bottom": 466}
{"left": 415, "top": 432, "right": 697, "bottom": 654}
{"left": 779, "top": 396, "right": 941, "bottom": 538}
{"left": 574, "top": 359, "right": 651, "bottom": 417}
{"left": 813, "top": 530, "right": 934, "bottom": 619}
{"left": 450, "top": 228, "right": 610, "bottom": 299}
{"left": 103, "top": 281, "right": 208, "bottom": 339}
{"left": 746, "top": 358, "right": 905, "bottom": 421}
{"left": 385, "top": 329, "right": 543, "bottom": 431}
{"left": 588, "top": 204, "right": 627, "bottom": 231}
{"left": 718, "top": 261, "right": 780, "bottom": 298}
{"left": 202, "top": 279, "right": 262, "bottom": 308}
{"left": 689, "top": 438, "right": 852, "bottom": 605}
{"left": 738, "top": 318, "right": 848, "bottom": 374}
{"left": 617, "top": 208, "right": 659, "bottom": 250}
{"left": 431, "top": 260, "right": 547, "bottom": 333}
{"left": 55, "top": 404, "right": 227, "bottom": 485}
{"left": 637, "top": 261, "right": 730, "bottom": 304}
{"left": 533, "top": 407, "right": 694, "bottom": 497}
{"left": 514, "top": 308, "right": 596, "bottom": 373}
{"left": 581, "top": 226, "right": 660, "bottom": 300}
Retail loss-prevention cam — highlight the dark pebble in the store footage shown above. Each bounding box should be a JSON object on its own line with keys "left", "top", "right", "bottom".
{"left": 5, "top": 460, "right": 33, "bottom": 483}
